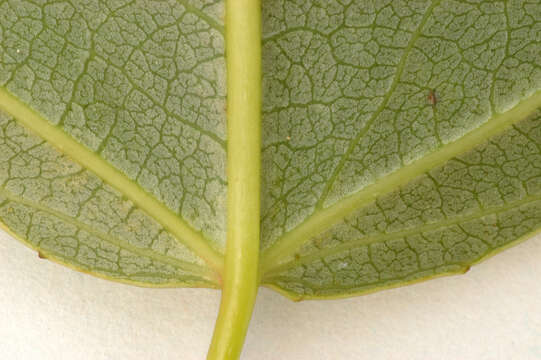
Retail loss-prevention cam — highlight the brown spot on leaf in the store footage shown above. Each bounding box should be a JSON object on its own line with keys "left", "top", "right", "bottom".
{"left": 428, "top": 89, "right": 437, "bottom": 107}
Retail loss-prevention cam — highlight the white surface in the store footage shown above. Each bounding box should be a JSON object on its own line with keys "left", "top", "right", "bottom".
{"left": 1, "top": 230, "right": 540, "bottom": 360}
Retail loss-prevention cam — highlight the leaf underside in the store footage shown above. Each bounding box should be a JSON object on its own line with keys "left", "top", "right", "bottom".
{"left": 0, "top": 0, "right": 540, "bottom": 300}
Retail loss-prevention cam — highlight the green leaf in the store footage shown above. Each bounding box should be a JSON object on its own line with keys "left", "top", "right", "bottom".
{"left": 0, "top": 0, "right": 228, "bottom": 287}
{"left": 259, "top": 0, "right": 541, "bottom": 299}
{"left": 0, "top": 0, "right": 540, "bottom": 358}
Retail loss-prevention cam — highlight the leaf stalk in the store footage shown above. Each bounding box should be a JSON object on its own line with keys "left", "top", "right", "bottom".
{"left": 207, "top": 0, "right": 262, "bottom": 358}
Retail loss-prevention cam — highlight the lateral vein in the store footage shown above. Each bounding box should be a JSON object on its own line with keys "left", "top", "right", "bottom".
{"left": 264, "top": 192, "right": 541, "bottom": 277}
{"left": 0, "top": 87, "right": 224, "bottom": 274}
{"left": 261, "top": 89, "right": 541, "bottom": 272}
{"left": 314, "top": 0, "right": 442, "bottom": 209}
{"left": 0, "top": 187, "right": 216, "bottom": 282}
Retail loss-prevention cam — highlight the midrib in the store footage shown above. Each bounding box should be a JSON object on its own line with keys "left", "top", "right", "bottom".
{"left": 0, "top": 87, "right": 224, "bottom": 274}
{"left": 261, "top": 89, "right": 541, "bottom": 272}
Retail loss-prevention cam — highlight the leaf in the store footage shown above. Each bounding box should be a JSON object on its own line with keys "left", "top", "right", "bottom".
{"left": 0, "top": 0, "right": 226, "bottom": 287}
{"left": 259, "top": 0, "right": 541, "bottom": 299}
{"left": 0, "top": 0, "right": 540, "bottom": 358}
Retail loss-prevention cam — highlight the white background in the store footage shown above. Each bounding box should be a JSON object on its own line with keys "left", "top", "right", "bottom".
{"left": 1, "top": 230, "right": 540, "bottom": 360}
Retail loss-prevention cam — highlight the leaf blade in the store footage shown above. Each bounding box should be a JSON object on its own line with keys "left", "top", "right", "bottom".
{"left": 262, "top": 90, "right": 541, "bottom": 270}
{"left": 0, "top": 0, "right": 227, "bottom": 286}
{"left": 0, "top": 88, "right": 224, "bottom": 271}
{"left": 261, "top": 0, "right": 541, "bottom": 298}
{"left": 0, "top": 110, "right": 218, "bottom": 286}
{"left": 263, "top": 114, "right": 541, "bottom": 298}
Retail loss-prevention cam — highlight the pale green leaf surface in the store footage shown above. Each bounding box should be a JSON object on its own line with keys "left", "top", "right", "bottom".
{"left": 263, "top": 114, "right": 541, "bottom": 298}
{"left": 0, "top": 0, "right": 227, "bottom": 248}
{"left": 0, "top": 0, "right": 540, "bottom": 303}
{"left": 0, "top": 0, "right": 226, "bottom": 285}
{"left": 260, "top": 0, "right": 541, "bottom": 298}
{"left": 0, "top": 110, "right": 217, "bottom": 286}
